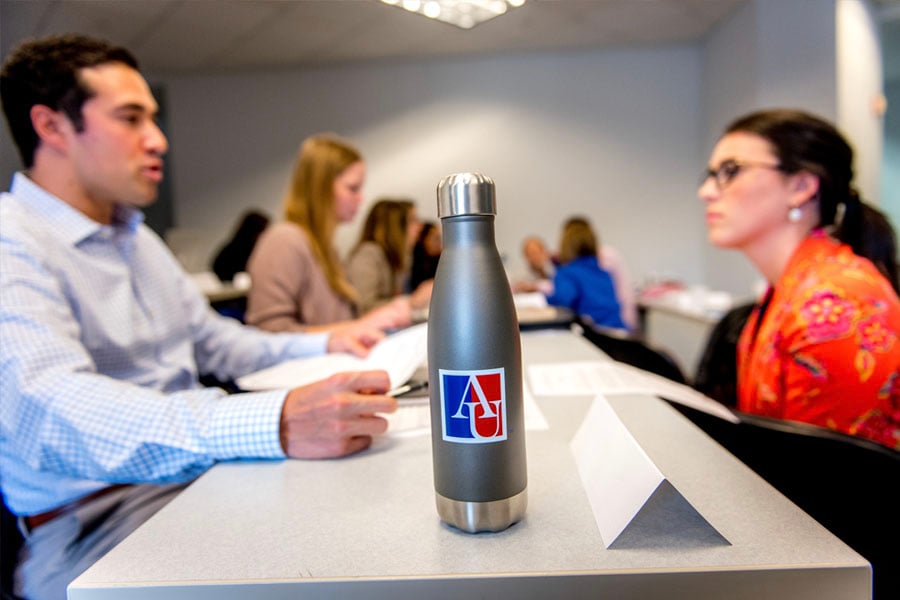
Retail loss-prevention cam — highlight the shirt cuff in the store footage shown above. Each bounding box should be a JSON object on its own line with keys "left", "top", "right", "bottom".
{"left": 207, "top": 390, "right": 288, "bottom": 459}
{"left": 286, "top": 331, "right": 330, "bottom": 357}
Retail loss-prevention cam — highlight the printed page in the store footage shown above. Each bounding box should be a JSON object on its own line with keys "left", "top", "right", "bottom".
{"left": 513, "top": 292, "right": 549, "bottom": 308}
{"left": 528, "top": 360, "right": 738, "bottom": 423}
{"left": 237, "top": 323, "right": 428, "bottom": 391}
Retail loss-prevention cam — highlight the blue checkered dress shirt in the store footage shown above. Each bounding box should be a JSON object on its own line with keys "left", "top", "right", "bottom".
{"left": 0, "top": 173, "right": 328, "bottom": 515}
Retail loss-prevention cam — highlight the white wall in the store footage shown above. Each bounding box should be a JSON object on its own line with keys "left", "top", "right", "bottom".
{"left": 699, "top": 0, "right": 838, "bottom": 298}
{"left": 756, "top": 0, "right": 838, "bottom": 119}
{"left": 2, "top": 0, "right": 880, "bottom": 299}
{"left": 882, "top": 9, "right": 900, "bottom": 224}
{"left": 144, "top": 0, "right": 872, "bottom": 297}
{"left": 702, "top": 0, "right": 838, "bottom": 156}
{"left": 885, "top": 79, "right": 900, "bottom": 222}
{"left": 162, "top": 47, "right": 706, "bottom": 287}
{"left": 0, "top": 115, "right": 17, "bottom": 192}
{"left": 837, "top": 0, "right": 884, "bottom": 205}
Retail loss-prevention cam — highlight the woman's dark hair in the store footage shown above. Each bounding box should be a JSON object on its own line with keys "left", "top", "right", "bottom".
{"left": 858, "top": 204, "right": 900, "bottom": 294}
{"left": 724, "top": 109, "right": 877, "bottom": 261}
{"left": 354, "top": 198, "right": 414, "bottom": 276}
{"left": 212, "top": 210, "right": 270, "bottom": 282}
{"left": 409, "top": 221, "right": 440, "bottom": 290}
{"left": 414, "top": 222, "right": 439, "bottom": 253}
{"left": 1, "top": 34, "right": 138, "bottom": 168}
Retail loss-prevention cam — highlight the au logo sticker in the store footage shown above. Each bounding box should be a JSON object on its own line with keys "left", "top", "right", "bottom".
{"left": 439, "top": 368, "right": 507, "bottom": 443}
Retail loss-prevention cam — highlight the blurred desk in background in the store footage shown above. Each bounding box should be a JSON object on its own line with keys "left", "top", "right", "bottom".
{"left": 189, "top": 271, "right": 249, "bottom": 321}
{"left": 205, "top": 284, "right": 248, "bottom": 304}
{"left": 638, "top": 287, "right": 744, "bottom": 381}
{"left": 412, "top": 293, "right": 575, "bottom": 331}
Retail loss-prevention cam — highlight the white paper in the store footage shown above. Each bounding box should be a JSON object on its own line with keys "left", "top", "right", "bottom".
{"left": 513, "top": 292, "right": 549, "bottom": 308}
{"left": 385, "top": 398, "right": 431, "bottom": 438}
{"left": 522, "top": 383, "right": 549, "bottom": 431}
{"left": 237, "top": 323, "right": 428, "bottom": 391}
{"left": 570, "top": 395, "right": 665, "bottom": 547}
{"left": 384, "top": 380, "right": 549, "bottom": 438}
{"left": 527, "top": 360, "right": 739, "bottom": 424}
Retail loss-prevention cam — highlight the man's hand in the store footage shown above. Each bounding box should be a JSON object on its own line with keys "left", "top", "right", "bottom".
{"left": 280, "top": 370, "right": 397, "bottom": 459}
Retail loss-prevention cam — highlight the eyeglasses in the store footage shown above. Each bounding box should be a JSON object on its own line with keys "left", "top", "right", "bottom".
{"left": 701, "top": 159, "right": 784, "bottom": 190}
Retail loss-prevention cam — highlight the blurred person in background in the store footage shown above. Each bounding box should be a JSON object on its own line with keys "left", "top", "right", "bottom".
{"left": 246, "top": 134, "right": 411, "bottom": 335}
{"left": 346, "top": 198, "right": 432, "bottom": 315}
{"left": 211, "top": 209, "right": 270, "bottom": 283}
{"left": 408, "top": 220, "right": 442, "bottom": 293}
{"left": 699, "top": 108, "right": 899, "bottom": 449}
{"left": 545, "top": 217, "right": 625, "bottom": 330}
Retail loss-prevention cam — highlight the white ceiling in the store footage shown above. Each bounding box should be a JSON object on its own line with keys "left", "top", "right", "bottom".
{"left": 1, "top": 0, "right": 752, "bottom": 75}
{"left": 3, "top": 1, "right": 899, "bottom": 80}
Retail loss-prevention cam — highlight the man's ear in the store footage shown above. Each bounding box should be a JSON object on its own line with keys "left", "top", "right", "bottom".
{"left": 29, "top": 105, "right": 72, "bottom": 153}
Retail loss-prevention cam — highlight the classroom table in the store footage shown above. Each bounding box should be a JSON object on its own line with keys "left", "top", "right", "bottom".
{"left": 68, "top": 330, "right": 870, "bottom": 599}
{"left": 204, "top": 284, "right": 248, "bottom": 304}
{"left": 638, "top": 293, "right": 730, "bottom": 379}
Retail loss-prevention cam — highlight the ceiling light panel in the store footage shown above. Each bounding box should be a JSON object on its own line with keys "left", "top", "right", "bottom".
{"left": 380, "top": 0, "right": 526, "bottom": 30}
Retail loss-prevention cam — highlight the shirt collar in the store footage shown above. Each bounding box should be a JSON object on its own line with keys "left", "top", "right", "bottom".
{"left": 10, "top": 172, "right": 144, "bottom": 245}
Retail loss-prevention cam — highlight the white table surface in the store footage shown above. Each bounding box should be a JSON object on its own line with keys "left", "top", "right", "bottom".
{"left": 69, "top": 330, "right": 870, "bottom": 599}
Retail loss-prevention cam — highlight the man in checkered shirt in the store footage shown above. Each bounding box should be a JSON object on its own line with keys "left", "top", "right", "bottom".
{"left": 0, "top": 34, "right": 397, "bottom": 600}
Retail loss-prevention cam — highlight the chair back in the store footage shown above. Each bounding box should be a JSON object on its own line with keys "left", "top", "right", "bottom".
{"left": 693, "top": 302, "right": 754, "bottom": 407}
{"left": 576, "top": 317, "right": 687, "bottom": 384}
{"left": 1, "top": 490, "right": 24, "bottom": 599}
{"left": 670, "top": 401, "right": 899, "bottom": 600}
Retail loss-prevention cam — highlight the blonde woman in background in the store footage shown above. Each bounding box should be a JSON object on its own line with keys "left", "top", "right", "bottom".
{"left": 246, "top": 134, "right": 410, "bottom": 334}
{"left": 346, "top": 198, "right": 432, "bottom": 315}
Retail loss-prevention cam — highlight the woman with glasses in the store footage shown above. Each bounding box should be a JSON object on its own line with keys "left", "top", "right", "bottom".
{"left": 699, "top": 109, "right": 899, "bottom": 449}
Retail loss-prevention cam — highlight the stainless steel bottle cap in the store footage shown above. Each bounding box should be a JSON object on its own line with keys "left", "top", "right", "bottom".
{"left": 437, "top": 172, "right": 496, "bottom": 218}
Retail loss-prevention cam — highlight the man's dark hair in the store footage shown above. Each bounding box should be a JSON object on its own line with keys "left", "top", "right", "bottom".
{"left": 0, "top": 34, "right": 138, "bottom": 168}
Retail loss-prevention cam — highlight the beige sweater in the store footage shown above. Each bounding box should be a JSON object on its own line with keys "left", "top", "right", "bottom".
{"left": 245, "top": 222, "right": 354, "bottom": 332}
{"left": 345, "top": 241, "right": 402, "bottom": 314}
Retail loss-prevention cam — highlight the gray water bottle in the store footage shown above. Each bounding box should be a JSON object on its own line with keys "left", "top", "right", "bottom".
{"left": 427, "top": 172, "right": 527, "bottom": 533}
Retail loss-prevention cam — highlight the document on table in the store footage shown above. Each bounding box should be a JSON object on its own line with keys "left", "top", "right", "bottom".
{"left": 236, "top": 323, "right": 428, "bottom": 391}
{"left": 527, "top": 360, "right": 738, "bottom": 423}
{"left": 513, "top": 292, "right": 548, "bottom": 308}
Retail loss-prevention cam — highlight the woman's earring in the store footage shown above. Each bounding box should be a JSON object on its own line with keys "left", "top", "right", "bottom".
{"left": 788, "top": 206, "right": 803, "bottom": 223}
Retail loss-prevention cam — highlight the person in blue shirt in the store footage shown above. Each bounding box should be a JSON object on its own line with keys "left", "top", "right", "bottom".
{"left": 545, "top": 217, "right": 626, "bottom": 330}
{"left": 0, "top": 34, "right": 397, "bottom": 600}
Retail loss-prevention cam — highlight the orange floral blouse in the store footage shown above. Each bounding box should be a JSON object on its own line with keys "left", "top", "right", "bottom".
{"left": 737, "top": 230, "right": 900, "bottom": 450}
